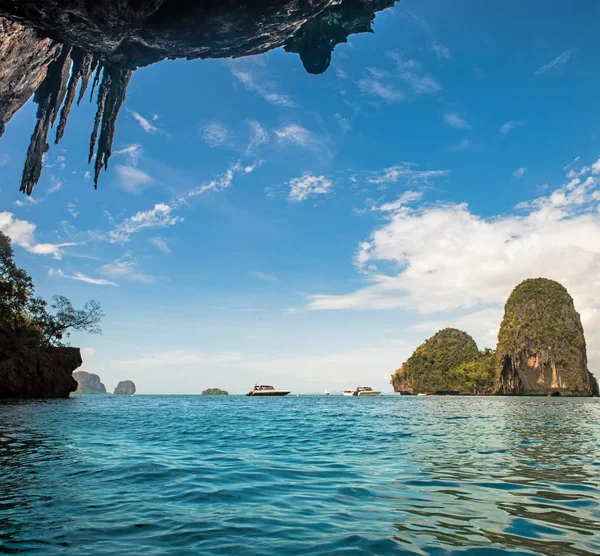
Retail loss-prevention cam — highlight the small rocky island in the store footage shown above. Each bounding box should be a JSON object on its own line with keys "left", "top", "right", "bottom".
{"left": 114, "top": 380, "right": 136, "bottom": 395}
{"left": 202, "top": 388, "right": 229, "bottom": 395}
{"left": 392, "top": 278, "right": 599, "bottom": 397}
{"left": 73, "top": 371, "right": 106, "bottom": 394}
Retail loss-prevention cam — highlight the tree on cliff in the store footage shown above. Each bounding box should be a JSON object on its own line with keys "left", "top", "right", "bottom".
{"left": 0, "top": 231, "right": 103, "bottom": 346}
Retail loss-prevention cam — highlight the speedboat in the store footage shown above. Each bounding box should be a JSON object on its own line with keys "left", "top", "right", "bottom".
{"left": 343, "top": 386, "right": 381, "bottom": 397}
{"left": 246, "top": 384, "right": 290, "bottom": 396}
{"left": 324, "top": 390, "right": 330, "bottom": 396}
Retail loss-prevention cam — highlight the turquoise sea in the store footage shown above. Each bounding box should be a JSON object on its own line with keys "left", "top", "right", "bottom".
{"left": 1, "top": 395, "right": 599, "bottom": 555}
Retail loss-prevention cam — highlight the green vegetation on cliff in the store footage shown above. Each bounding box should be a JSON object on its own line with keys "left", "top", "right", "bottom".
{"left": 497, "top": 278, "right": 597, "bottom": 395}
{"left": 391, "top": 328, "right": 494, "bottom": 394}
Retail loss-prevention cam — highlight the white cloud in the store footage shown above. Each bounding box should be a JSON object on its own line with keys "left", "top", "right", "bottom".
{"left": 67, "top": 203, "right": 80, "bottom": 218}
{"left": 0, "top": 212, "right": 76, "bottom": 259}
{"left": 398, "top": 71, "right": 442, "bottom": 95}
{"left": 114, "top": 144, "right": 142, "bottom": 166}
{"left": 150, "top": 237, "right": 171, "bottom": 254}
{"left": 180, "top": 161, "right": 258, "bottom": 200}
{"left": 107, "top": 203, "right": 182, "bottom": 243}
{"left": 449, "top": 139, "right": 471, "bottom": 152}
{"left": 358, "top": 77, "right": 404, "bottom": 102}
{"left": 534, "top": 50, "right": 572, "bottom": 77}
{"left": 444, "top": 113, "right": 470, "bottom": 129}
{"left": 335, "top": 114, "right": 352, "bottom": 133}
{"left": 306, "top": 157, "right": 600, "bottom": 326}
{"left": 246, "top": 120, "right": 269, "bottom": 153}
{"left": 274, "top": 124, "right": 315, "bottom": 148}
{"left": 201, "top": 122, "right": 230, "bottom": 147}
{"left": 513, "top": 167, "right": 527, "bottom": 178}
{"left": 367, "top": 163, "right": 449, "bottom": 186}
{"left": 500, "top": 120, "right": 526, "bottom": 135}
{"left": 431, "top": 42, "right": 451, "bottom": 60}
{"left": 47, "top": 177, "right": 62, "bottom": 195}
{"left": 288, "top": 173, "right": 333, "bottom": 202}
{"left": 131, "top": 111, "right": 163, "bottom": 134}
{"left": 99, "top": 255, "right": 156, "bottom": 284}
{"left": 49, "top": 268, "right": 118, "bottom": 286}
{"left": 249, "top": 271, "right": 277, "bottom": 281}
{"left": 230, "top": 66, "right": 295, "bottom": 107}
{"left": 115, "top": 165, "right": 156, "bottom": 193}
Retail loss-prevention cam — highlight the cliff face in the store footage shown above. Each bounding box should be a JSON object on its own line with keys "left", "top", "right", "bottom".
{"left": 0, "top": 344, "right": 81, "bottom": 398}
{"left": 0, "top": 1, "right": 397, "bottom": 194}
{"left": 113, "top": 380, "right": 136, "bottom": 395}
{"left": 73, "top": 370, "right": 106, "bottom": 394}
{"left": 496, "top": 278, "right": 599, "bottom": 397}
{"left": 392, "top": 328, "right": 483, "bottom": 394}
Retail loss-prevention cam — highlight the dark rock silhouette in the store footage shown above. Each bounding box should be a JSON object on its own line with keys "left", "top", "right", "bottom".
{"left": 0, "top": 338, "right": 81, "bottom": 398}
{"left": 0, "top": 0, "right": 397, "bottom": 194}
{"left": 496, "top": 278, "right": 599, "bottom": 397}
{"left": 114, "top": 380, "right": 136, "bottom": 395}
{"left": 73, "top": 370, "right": 107, "bottom": 394}
{"left": 202, "top": 388, "right": 229, "bottom": 395}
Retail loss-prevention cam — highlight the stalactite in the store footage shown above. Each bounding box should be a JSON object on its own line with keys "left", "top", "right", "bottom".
{"left": 88, "top": 67, "right": 108, "bottom": 164}
{"left": 92, "top": 65, "right": 132, "bottom": 188}
{"left": 89, "top": 61, "right": 103, "bottom": 102}
{"left": 20, "top": 45, "right": 72, "bottom": 196}
{"left": 77, "top": 56, "right": 98, "bottom": 105}
{"left": 55, "top": 50, "right": 94, "bottom": 144}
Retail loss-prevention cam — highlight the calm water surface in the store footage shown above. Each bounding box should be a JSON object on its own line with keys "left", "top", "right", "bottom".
{"left": 1, "top": 395, "right": 599, "bottom": 555}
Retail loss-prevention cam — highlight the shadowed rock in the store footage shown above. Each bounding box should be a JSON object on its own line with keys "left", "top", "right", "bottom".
{"left": 114, "top": 380, "right": 136, "bottom": 395}
{"left": 73, "top": 370, "right": 107, "bottom": 394}
{"left": 0, "top": 0, "right": 398, "bottom": 194}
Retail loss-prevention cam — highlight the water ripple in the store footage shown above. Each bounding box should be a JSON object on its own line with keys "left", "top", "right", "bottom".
{"left": 1, "top": 396, "right": 599, "bottom": 555}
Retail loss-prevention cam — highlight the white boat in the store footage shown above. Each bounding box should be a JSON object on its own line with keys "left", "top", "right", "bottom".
{"left": 343, "top": 386, "right": 381, "bottom": 397}
{"left": 324, "top": 390, "right": 330, "bottom": 396}
{"left": 246, "top": 385, "right": 290, "bottom": 397}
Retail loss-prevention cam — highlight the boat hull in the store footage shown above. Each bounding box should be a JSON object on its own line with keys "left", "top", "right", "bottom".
{"left": 357, "top": 391, "right": 381, "bottom": 396}
{"left": 246, "top": 390, "right": 290, "bottom": 396}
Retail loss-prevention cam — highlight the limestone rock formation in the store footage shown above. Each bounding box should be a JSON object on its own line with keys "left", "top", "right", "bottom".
{"left": 0, "top": 0, "right": 397, "bottom": 194}
{"left": 73, "top": 370, "right": 107, "bottom": 394}
{"left": 496, "top": 278, "right": 599, "bottom": 397}
{"left": 202, "top": 388, "right": 229, "bottom": 395}
{"left": 0, "top": 337, "right": 81, "bottom": 398}
{"left": 392, "top": 328, "right": 483, "bottom": 394}
{"left": 113, "top": 380, "right": 136, "bottom": 395}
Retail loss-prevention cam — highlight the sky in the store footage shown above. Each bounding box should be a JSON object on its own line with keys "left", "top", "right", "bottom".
{"left": 1, "top": 0, "right": 600, "bottom": 394}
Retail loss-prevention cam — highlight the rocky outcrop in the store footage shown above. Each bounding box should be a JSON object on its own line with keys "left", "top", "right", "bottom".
{"left": 202, "top": 388, "right": 229, "bottom": 395}
{"left": 113, "top": 380, "right": 136, "bottom": 395}
{"left": 0, "top": 0, "right": 397, "bottom": 194}
{"left": 0, "top": 342, "right": 81, "bottom": 398}
{"left": 391, "top": 328, "right": 484, "bottom": 394}
{"left": 496, "top": 278, "right": 599, "bottom": 397}
{"left": 73, "top": 370, "right": 106, "bottom": 394}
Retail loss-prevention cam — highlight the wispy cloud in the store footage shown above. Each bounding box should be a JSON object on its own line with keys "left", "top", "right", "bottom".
{"left": 513, "top": 167, "right": 527, "bottom": 178}
{"left": 49, "top": 268, "right": 118, "bottom": 286}
{"left": 201, "top": 122, "right": 230, "bottom": 148}
{"left": 180, "top": 161, "right": 258, "bottom": 200}
{"left": 449, "top": 139, "right": 471, "bottom": 152}
{"left": 358, "top": 75, "right": 404, "bottom": 102}
{"left": 367, "top": 163, "right": 449, "bottom": 186}
{"left": 249, "top": 271, "right": 277, "bottom": 281}
{"left": 150, "top": 237, "right": 171, "bottom": 254}
{"left": 500, "top": 120, "right": 526, "bottom": 135}
{"left": 245, "top": 121, "right": 269, "bottom": 154}
{"left": 99, "top": 254, "right": 156, "bottom": 284}
{"left": 274, "top": 124, "right": 316, "bottom": 148}
{"left": 130, "top": 111, "right": 164, "bottom": 134}
{"left": 114, "top": 144, "right": 143, "bottom": 166}
{"left": 230, "top": 65, "right": 295, "bottom": 108}
{"left": 0, "top": 212, "right": 77, "bottom": 259}
{"left": 288, "top": 173, "right": 333, "bottom": 202}
{"left": 106, "top": 203, "right": 182, "bottom": 244}
{"left": 534, "top": 50, "right": 572, "bottom": 77}
{"left": 431, "top": 42, "right": 451, "bottom": 60}
{"left": 115, "top": 165, "right": 156, "bottom": 194}
{"left": 444, "top": 113, "right": 470, "bottom": 129}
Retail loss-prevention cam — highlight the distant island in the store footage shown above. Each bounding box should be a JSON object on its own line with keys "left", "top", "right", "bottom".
{"left": 114, "top": 380, "right": 136, "bottom": 395}
{"left": 74, "top": 371, "right": 106, "bottom": 394}
{"left": 392, "top": 278, "right": 599, "bottom": 397}
{"left": 202, "top": 388, "right": 229, "bottom": 395}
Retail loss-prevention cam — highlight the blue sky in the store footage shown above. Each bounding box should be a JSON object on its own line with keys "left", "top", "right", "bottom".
{"left": 2, "top": 0, "right": 600, "bottom": 393}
